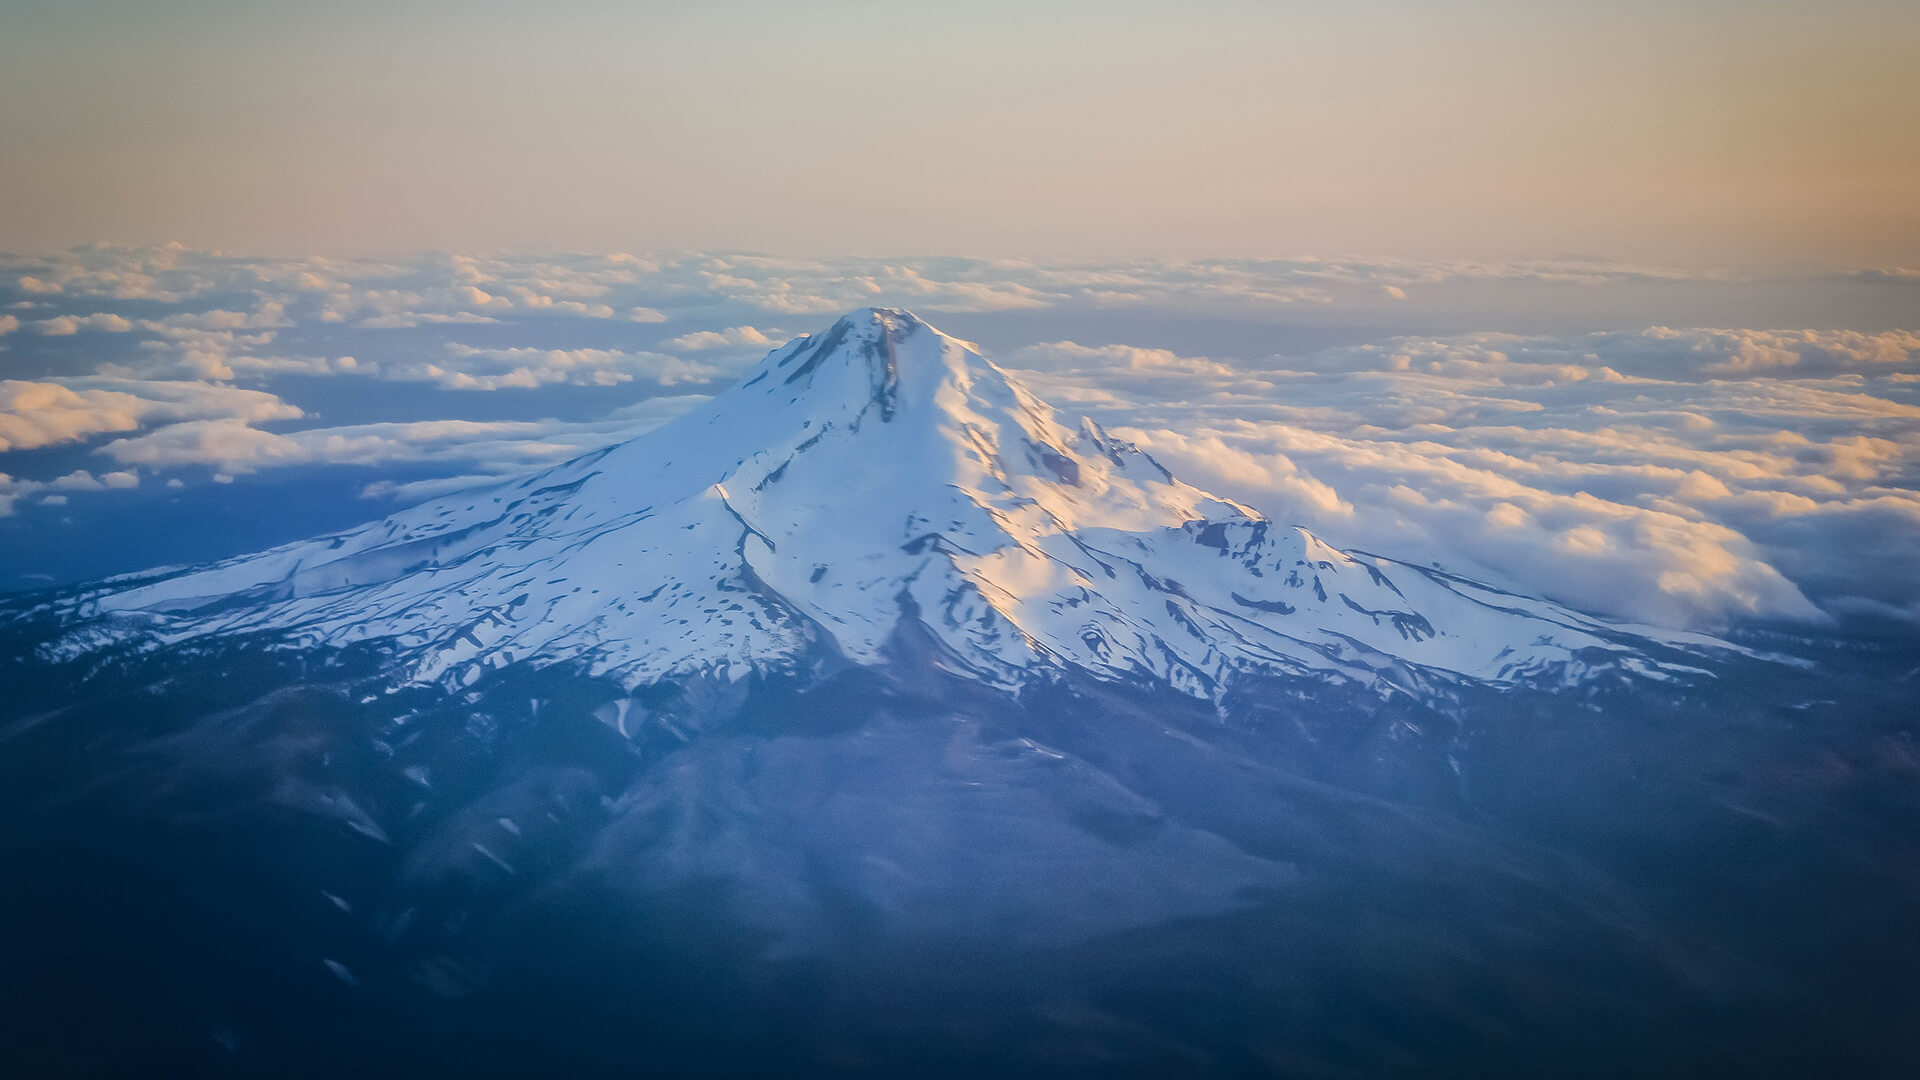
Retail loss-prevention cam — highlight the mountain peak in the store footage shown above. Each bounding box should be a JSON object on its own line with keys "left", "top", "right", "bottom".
{"left": 771, "top": 306, "right": 928, "bottom": 381}
{"left": 57, "top": 309, "right": 1726, "bottom": 701}
{"left": 833, "top": 304, "right": 930, "bottom": 334}
{"left": 724, "top": 305, "right": 999, "bottom": 432}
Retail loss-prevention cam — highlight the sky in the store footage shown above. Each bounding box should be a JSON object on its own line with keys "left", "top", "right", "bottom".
{"left": 2, "top": 1, "right": 1916, "bottom": 265}
{"left": 0, "top": 4, "right": 1915, "bottom": 635}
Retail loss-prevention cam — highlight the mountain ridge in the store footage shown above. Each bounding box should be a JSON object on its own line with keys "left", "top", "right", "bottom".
{"left": 21, "top": 307, "right": 1737, "bottom": 700}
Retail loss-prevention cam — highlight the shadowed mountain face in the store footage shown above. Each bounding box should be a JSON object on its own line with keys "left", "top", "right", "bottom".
{"left": 1, "top": 311, "right": 1917, "bottom": 1078}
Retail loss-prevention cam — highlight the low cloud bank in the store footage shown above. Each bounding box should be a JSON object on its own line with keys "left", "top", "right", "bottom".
{"left": 2, "top": 245, "right": 1915, "bottom": 630}
{"left": 1004, "top": 329, "right": 1918, "bottom": 628}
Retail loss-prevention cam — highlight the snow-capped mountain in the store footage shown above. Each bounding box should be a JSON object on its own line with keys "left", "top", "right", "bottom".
{"left": 36, "top": 308, "right": 1722, "bottom": 699}
{"left": 6, "top": 311, "right": 1910, "bottom": 1080}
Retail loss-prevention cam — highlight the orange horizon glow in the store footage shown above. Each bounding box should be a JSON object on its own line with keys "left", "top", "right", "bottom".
{"left": 0, "top": 1, "right": 1915, "bottom": 266}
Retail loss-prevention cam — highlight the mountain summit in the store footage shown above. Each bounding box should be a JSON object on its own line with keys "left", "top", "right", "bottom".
{"left": 50, "top": 308, "right": 1717, "bottom": 699}
{"left": 8, "top": 311, "right": 1901, "bottom": 1080}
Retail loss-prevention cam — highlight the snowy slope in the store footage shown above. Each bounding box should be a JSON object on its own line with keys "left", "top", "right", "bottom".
{"left": 43, "top": 308, "right": 1723, "bottom": 698}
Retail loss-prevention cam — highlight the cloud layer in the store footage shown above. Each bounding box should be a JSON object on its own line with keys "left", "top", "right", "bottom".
{"left": 3, "top": 246, "right": 1916, "bottom": 631}
{"left": 1002, "top": 329, "right": 1920, "bottom": 627}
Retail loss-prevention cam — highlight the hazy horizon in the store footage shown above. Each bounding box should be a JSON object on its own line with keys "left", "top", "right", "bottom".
{"left": 4, "top": 1, "right": 1916, "bottom": 266}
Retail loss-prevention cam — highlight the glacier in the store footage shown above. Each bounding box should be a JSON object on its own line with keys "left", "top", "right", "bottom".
{"left": 1, "top": 311, "right": 1912, "bottom": 1079}
{"left": 30, "top": 307, "right": 1736, "bottom": 701}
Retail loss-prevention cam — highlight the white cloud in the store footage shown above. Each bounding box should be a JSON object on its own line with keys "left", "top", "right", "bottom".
{"left": 661, "top": 325, "right": 777, "bottom": 351}
{"left": 34, "top": 312, "right": 134, "bottom": 335}
{"left": 995, "top": 326, "right": 1920, "bottom": 628}
{"left": 357, "top": 311, "right": 500, "bottom": 329}
{"left": 603, "top": 394, "right": 711, "bottom": 425}
{"left": 422, "top": 345, "right": 726, "bottom": 390}
{"left": 224, "top": 354, "right": 371, "bottom": 378}
{"left": 0, "top": 378, "right": 301, "bottom": 452}
{"left": 1123, "top": 421, "right": 1824, "bottom": 628}
{"left": 2, "top": 244, "right": 1915, "bottom": 632}
{"left": 0, "top": 246, "right": 1763, "bottom": 335}
{"left": 143, "top": 303, "right": 289, "bottom": 334}
{"left": 97, "top": 410, "right": 693, "bottom": 477}
{"left": 100, "top": 418, "right": 307, "bottom": 471}
{"left": 359, "top": 474, "right": 499, "bottom": 501}
{"left": 1306, "top": 328, "right": 1920, "bottom": 385}
{"left": 0, "top": 468, "right": 141, "bottom": 516}
{"left": 1847, "top": 268, "right": 1920, "bottom": 284}
{"left": 1006, "top": 341, "right": 1235, "bottom": 377}
{"left": 50, "top": 469, "right": 140, "bottom": 491}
